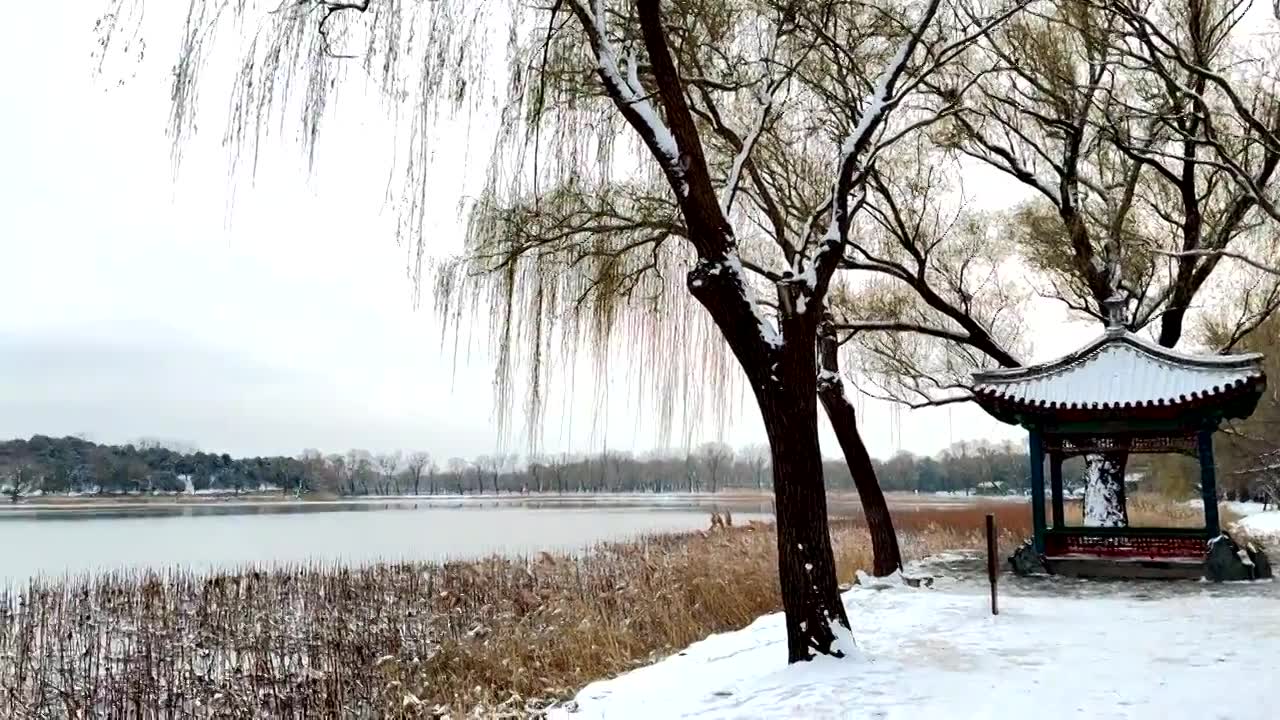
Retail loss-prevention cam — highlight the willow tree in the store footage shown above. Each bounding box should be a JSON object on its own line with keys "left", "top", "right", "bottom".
{"left": 838, "top": 0, "right": 1280, "bottom": 524}
{"left": 100, "top": 0, "right": 1023, "bottom": 661}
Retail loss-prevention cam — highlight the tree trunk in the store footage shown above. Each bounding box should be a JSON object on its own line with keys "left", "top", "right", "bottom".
{"left": 818, "top": 329, "right": 903, "bottom": 576}
{"left": 684, "top": 260, "right": 852, "bottom": 662}
{"left": 1083, "top": 452, "right": 1129, "bottom": 526}
{"left": 759, "top": 330, "right": 853, "bottom": 663}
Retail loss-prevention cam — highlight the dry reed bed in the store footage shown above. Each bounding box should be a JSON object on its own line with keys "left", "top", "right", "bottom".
{"left": 4, "top": 499, "right": 1196, "bottom": 719}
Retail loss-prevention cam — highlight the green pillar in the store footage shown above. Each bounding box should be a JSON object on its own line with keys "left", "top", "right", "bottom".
{"left": 1050, "top": 452, "right": 1065, "bottom": 529}
{"left": 1198, "top": 429, "right": 1220, "bottom": 537}
{"left": 1030, "top": 429, "right": 1046, "bottom": 554}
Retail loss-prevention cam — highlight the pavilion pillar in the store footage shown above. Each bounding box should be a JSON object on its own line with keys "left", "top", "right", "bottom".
{"left": 1198, "top": 429, "right": 1220, "bottom": 537}
{"left": 1029, "top": 428, "right": 1046, "bottom": 554}
{"left": 1049, "top": 452, "right": 1065, "bottom": 529}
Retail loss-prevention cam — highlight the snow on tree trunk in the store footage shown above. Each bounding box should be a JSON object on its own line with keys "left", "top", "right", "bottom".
{"left": 760, "top": 354, "right": 854, "bottom": 662}
{"left": 687, "top": 256, "right": 851, "bottom": 663}
{"left": 1082, "top": 453, "right": 1128, "bottom": 527}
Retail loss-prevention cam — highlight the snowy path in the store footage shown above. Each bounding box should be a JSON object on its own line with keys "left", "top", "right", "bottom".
{"left": 555, "top": 574, "right": 1280, "bottom": 719}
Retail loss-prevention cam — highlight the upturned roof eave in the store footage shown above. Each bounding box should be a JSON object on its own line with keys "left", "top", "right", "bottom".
{"left": 972, "top": 377, "right": 1265, "bottom": 429}
{"left": 972, "top": 329, "right": 1264, "bottom": 386}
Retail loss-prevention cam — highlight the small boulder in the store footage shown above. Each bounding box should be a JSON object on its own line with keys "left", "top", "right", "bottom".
{"left": 1009, "top": 539, "right": 1047, "bottom": 576}
{"left": 1245, "top": 542, "right": 1273, "bottom": 580}
{"left": 1205, "top": 534, "right": 1253, "bottom": 582}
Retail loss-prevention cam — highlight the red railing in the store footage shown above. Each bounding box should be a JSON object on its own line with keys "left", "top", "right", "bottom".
{"left": 1045, "top": 531, "right": 1208, "bottom": 559}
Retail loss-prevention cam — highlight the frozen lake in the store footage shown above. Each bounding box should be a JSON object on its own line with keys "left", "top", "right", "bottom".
{"left": 0, "top": 495, "right": 776, "bottom": 585}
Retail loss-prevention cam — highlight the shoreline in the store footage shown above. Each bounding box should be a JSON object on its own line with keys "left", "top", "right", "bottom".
{"left": 0, "top": 489, "right": 1019, "bottom": 514}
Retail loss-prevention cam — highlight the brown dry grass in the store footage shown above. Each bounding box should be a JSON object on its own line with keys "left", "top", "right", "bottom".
{"left": 1058, "top": 493, "right": 1239, "bottom": 528}
{"left": 0, "top": 497, "right": 1204, "bottom": 719}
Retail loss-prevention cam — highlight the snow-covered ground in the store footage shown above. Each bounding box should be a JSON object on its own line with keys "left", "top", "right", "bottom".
{"left": 555, "top": 569, "right": 1279, "bottom": 719}
{"left": 1185, "top": 498, "right": 1271, "bottom": 517}
{"left": 1236, "top": 510, "right": 1280, "bottom": 544}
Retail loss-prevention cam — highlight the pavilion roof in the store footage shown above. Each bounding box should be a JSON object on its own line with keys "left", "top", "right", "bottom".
{"left": 971, "top": 329, "right": 1265, "bottom": 425}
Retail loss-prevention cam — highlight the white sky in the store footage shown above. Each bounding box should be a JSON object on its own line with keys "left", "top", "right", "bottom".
{"left": 0, "top": 1, "right": 1104, "bottom": 462}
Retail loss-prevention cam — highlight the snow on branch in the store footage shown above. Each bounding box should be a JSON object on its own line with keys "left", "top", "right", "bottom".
{"left": 841, "top": 38, "right": 917, "bottom": 164}
{"left": 805, "top": 0, "right": 948, "bottom": 296}
{"left": 693, "top": 254, "right": 783, "bottom": 349}
{"left": 721, "top": 82, "right": 780, "bottom": 217}
{"left": 569, "top": 0, "right": 687, "bottom": 195}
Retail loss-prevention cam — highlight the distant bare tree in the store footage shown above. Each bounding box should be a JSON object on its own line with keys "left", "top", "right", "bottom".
{"left": 376, "top": 451, "right": 402, "bottom": 495}
{"left": 446, "top": 457, "right": 469, "bottom": 495}
{"left": 346, "top": 450, "right": 374, "bottom": 495}
{"left": 544, "top": 453, "right": 567, "bottom": 494}
{"left": 475, "top": 455, "right": 504, "bottom": 494}
{"left": 406, "top": 452, "right": 432, "bottom": 495}
{"left": 527, "top": 454, "right": 546, "bottom": 493}
{"left": 500, "top": 453, "right": 520, "bottom": 493}
{"left": 741, "top": 444, "right": 771, "bottom": 492}
{"left": 2, "top": 464, "right": 38, "bottom": 503}
{"left": 696, "top": 442, "right": 735, "bottom": 494}
{"left": 325, "top": 454, "right": 347, "bottom": 495}
{"left": 470, "top": 456, "right": 490, "bottom": 495}
{"left": 298, "top": 448, "right": 327, "bottom": 496}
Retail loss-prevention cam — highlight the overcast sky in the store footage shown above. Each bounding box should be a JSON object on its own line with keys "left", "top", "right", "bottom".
{"left": 0, "top": 1, "right": 1105, "bottom": 461}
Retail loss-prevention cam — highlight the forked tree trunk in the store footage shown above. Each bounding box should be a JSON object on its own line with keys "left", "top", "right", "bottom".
{"left": 762, "top": 345, "right": 852, "bottom": 661}
{"left": 1083, "top": 451, "right": 1129, "bottom": 526}
{"left": 817, "top": 330, "right": 903, "bottom": 577}
{"left": 689, "top": 266, "right": 852, "bottom": 663}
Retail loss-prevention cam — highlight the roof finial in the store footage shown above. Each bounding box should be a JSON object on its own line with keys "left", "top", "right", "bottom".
{"left": 1103, "top": 292, "right": 1127, "bottom": 331}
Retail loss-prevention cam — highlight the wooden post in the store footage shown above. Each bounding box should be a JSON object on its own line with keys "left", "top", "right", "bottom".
{"left": 1029, "top": 429, "right": 1046, "bottom": 554}
{"left": 986, "top": 513, "right": 999, "bottom": 615}
{"left": 1198, "top": 428, "right": 1221, "bottom": 537}
{"left": 1050, "top": 453, "right": 1065, "bottom": 529}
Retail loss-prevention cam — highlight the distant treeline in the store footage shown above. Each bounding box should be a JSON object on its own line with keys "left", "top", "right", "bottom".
{"left": 846, "top": 440, "right": 1031, "bottom": 495}
{"left": 0, "top": 435, "right": 1033, "bottom": 498}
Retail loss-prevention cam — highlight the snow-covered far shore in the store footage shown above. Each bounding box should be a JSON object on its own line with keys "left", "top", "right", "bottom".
{"left": 554, "top": 573, "right": 1280, "bottom": 719}
{"left": 1184, "top": 498, "right": 1271, "bottom": 517}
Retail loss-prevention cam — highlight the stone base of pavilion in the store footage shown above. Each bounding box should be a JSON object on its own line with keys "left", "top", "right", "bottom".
{"left": 1041, "top": 527, "right": 1212, "bottom": 579}
{"left": 1044, "top": 556, "right": 1207, "bottom": 580}
{"left": 1011, "top": 527, "right": 1274, "bottom": 581}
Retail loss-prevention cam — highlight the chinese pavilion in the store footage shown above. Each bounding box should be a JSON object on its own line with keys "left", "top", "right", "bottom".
{"left": 971, "top": 318, "right": 1266, "bottom": 578}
